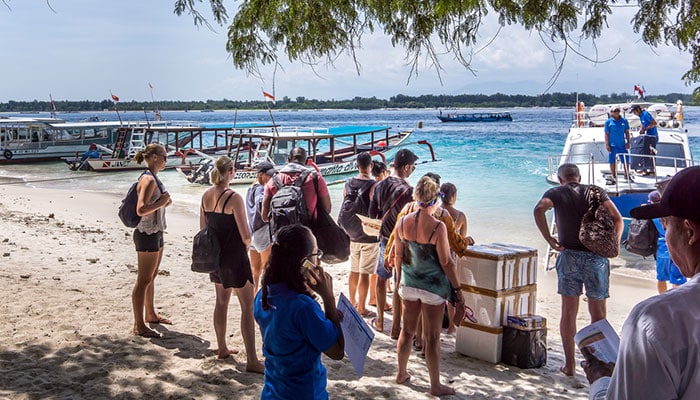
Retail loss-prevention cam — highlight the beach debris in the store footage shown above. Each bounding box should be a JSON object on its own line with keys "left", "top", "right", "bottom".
{"left": 86, "top": 258, "right": 99, "bottom": 264}
{"left": 52, "top": 276, "right": 61, "bottom": 281}
{"left": 48, "top": 213, "right": 54, "bottom": 219}
{"left": 58, "top": 257, "right": 64, "bottom": 262}
{"left": 158, "top": 269, "right": 170, "bottom": 276}
{"left": 126, "top": 264, "right": 137, "bottom": 273}
{"left": 19, "top": 274, "right": 30, "bottom": 279}
{"left": 2, "top": 238, "right": 8, "bottom": 242}
{"left": 3, "top": 253, "right": 10, "bottom": 257}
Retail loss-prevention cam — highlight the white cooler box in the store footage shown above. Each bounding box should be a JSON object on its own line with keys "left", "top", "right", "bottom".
{"left": 458, "top": 244, "right": 538, "bottom": 290}
{"left": 461, "top": 284, "right": 537, "bottom": 328}
{"left": 456, "top": 321, "right": 503, "bottom": 364}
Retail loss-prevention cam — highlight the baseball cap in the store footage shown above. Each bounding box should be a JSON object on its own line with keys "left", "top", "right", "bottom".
{"left": 393, "top": 149, "right": 419, "bottom": 168}
{"left": 630, "top": 105, "right": 642, "bottom": 112}
{"left": 630, "top": 166, "right": 700, "bottom": 221}
{"left": 611, "top": 107, "right": 621, "bottom": 113}
{"left": 255, "top": 161, "right": 277, "bottom": 176}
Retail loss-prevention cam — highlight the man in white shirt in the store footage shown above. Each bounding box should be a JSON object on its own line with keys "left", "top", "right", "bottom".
{"left": 584, "top": 166, "right": 700, "bottom": 399}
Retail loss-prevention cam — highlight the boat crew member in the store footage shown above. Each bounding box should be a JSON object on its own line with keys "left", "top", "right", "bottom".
{"left": 604, "top": 107, "right": 631, "bottom": 184}
{"left": 631, "top": 104, "right": 658, "bottom": 176}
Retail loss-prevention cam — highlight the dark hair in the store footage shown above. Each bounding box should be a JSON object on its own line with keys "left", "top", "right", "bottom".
{"left": 440, "top": 182, "right": 457, "bottom": 205}
{"left": 371, "top": 161, "right": 387, "bottom": 177}
{"left": 557, "top": 163, "right": 581, "bottom": 181}
{"left": 423, "top": 172, "right": 441, "bottom": 186}
{"left": 288, "top": 147, "right": 307, "bottom": 164}
{"left": 356, "top": 152, "right": 372, "bottom": 169}
{"left": 260, "top": 224, "right": 315, "bottom": 310}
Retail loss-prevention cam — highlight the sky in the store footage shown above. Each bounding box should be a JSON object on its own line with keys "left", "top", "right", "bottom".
{"left": 0, "top": 1, "right": 694, "bottom": 102}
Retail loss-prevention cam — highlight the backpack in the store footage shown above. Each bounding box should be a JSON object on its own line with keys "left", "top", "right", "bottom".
{"left": 118, "top": 171, "right": 164, "bottom": 228}
{"left": 337, "top": 178, "right": 376, "bottom": 242}
{"left": 269, "top": 169, "right": 313, "bottom": 234}
{"left": 623, "top": 218, "right": 658, "bottom": 257}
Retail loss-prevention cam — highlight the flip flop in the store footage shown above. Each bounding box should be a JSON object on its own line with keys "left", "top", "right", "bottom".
{"left": 360, "top": 310, "right": 376, "bottom": 318}
{"left": 370, "top": 317, "right": 383, "bottom": 333}
{"left": 147, "top": 317, "right": 172, "bottom": 325}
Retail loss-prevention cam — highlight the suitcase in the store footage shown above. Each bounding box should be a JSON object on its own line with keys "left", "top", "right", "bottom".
{"left": 630, "top": 135, "right": 657, "bottom": 172}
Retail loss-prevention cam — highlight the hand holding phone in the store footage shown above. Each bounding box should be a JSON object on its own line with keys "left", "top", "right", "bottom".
{"left": 302, "top": 259, "right": 318, "bottom": 285}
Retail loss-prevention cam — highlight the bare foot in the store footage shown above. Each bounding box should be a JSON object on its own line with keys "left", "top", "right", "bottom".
{"left": 430, "top": 383, "right": 456, "bottom": 396}
{"left": 133, "top": 328, "right": 161, "bottom": 338}
{"left": 396, "top": 372, "right": 411, "bottom": 384}
{"left": 217, "top": 349, "right": 240, "bottom": 359}
{"left": 246, "top": 361, "right": 265, "bottom": 374}
{"left": 560, "top": 364, "right": 574, "bottom": 377}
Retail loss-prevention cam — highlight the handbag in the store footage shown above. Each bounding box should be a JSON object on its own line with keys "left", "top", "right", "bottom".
{"left": 311, "top": 206, "right": 350, "bottom": 264}
{"left": 191, "top": 225, "right": 221, "bottom": 273}
{"left": 578, "top": 186, "right": 619, "bottom": 258}
{"left": 191, "top": 190, "right": 232, "bottom": 273}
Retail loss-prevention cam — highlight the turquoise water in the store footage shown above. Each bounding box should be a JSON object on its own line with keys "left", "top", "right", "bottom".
{"left": 3, "top": 107, "right": 699, "bottom": 255}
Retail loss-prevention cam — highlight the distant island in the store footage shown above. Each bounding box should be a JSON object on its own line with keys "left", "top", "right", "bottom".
{"left": 0, "top": 92, "right": 694, "bottom": 113}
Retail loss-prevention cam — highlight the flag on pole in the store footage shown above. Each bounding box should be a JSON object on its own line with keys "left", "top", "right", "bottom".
{"left": 263, "top": 91, "right": 276, "bottom": 104}
{"left": 111, "top": 92, "right": 120, "bottom": 102}
{"left": 49, "top": 94, "right": 57, "bottom": 119}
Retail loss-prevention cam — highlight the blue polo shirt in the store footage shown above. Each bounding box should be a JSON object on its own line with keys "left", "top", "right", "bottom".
{"left": 254, "top": 283, "right": 340, "bottom": 400}
{"left": 604, "top": 117, "right": 630, "bottom": 147}
{"left": 639, "top": 110, "right": 658, "bottom": 137}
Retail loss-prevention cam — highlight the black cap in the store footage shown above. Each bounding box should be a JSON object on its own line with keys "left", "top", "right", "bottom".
{"left": 630, "top": 166, "right": 700, "bottom": 222}
{"left": 255, "top": 161, "right": 277, "bottom": 176}
{"left": 393, "top": 149, "right": 419, "bottom": 168}
{"left": 630, "top": 105, "right": 642, "bottom": 112}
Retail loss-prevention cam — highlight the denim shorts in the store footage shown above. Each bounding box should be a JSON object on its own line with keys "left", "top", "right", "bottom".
{"left": 375, "top": 238, "right": 393, "bottom": 280}
{"left": 133, "top": 230, "right": 163, "bottom": 252}
{"left": 555, "top": 249, "right": 610, "bottom": 300}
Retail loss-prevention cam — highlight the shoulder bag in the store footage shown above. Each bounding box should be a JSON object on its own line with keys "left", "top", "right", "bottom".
{"left": 578, "top": 186, "right": 619, "bottom": 258}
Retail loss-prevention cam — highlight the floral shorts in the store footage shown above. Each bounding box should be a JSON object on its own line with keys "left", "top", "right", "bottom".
{"left": 555, "top": 249, "right": 610, "bottom": 300}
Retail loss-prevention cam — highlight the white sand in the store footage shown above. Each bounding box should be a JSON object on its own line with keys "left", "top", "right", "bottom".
{"left": 0, "top": 184, "right": 658, "bottom": 399}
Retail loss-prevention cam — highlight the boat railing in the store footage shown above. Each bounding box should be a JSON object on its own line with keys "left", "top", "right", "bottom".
{"left": 548, "top": 152, "right": 698, "bottom": 187}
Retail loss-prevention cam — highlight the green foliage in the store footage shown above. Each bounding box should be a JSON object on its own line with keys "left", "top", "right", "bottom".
{"left": 0, "top": 92, "right": 694, "bottom": 112}
{"left": 176, "top": 0, "right": 700, "bottom": 89}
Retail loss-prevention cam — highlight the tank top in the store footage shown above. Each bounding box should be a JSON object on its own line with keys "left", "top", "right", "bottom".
{"left": 399, "top": 210, "right": 455, "bottom": 303}
{"left": 136, "top": 171, "right": 166, "bottom": 234}
{"left": 204, "top": 190, "right": 251, "bottom": 276}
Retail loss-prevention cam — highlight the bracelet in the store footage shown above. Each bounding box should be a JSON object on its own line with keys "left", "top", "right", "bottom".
{"left": 451, "top": 286, "right": 461, "bottom": 293}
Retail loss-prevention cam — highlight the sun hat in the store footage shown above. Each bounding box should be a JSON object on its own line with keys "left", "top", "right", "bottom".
{"left": 631, "top": 166, "right": 700, "bottom": 222}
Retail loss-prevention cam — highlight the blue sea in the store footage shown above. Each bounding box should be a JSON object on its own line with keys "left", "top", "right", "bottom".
{"left": 2, "top": 107, "right": 700, "bottom": 257}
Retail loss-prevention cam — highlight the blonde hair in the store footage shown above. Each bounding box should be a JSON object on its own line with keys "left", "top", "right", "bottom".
{"left": 210, "top": 156, "right": 233, "bottom": 186}
{"left": 414, "top": 176, "right": 439, "bottom": 206}
{"left": 134, "top": 143, "right": 165, "bottom": 165}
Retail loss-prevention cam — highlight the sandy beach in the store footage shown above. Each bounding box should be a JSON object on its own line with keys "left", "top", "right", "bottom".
{"left": 0, "top": 184, "right": 658, "bottom": 399}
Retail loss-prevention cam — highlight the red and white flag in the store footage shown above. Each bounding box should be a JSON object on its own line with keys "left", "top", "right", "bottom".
{"left": 111, "top": 92, "right": 120, "bottom": 102}
{"left": 263, "top": 91, "right": 275, "bottom": 104}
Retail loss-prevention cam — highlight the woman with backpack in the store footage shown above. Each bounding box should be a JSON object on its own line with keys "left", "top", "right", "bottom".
{"left": 132, "top": 144, "right": 172, "bottom": 338}
{"left": 200, "top": 156, "right": 264, "bottom": 372}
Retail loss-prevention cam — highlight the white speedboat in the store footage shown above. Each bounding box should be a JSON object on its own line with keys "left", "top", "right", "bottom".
{"left": 547, "top": 101, "right": 696, "bottom": 218}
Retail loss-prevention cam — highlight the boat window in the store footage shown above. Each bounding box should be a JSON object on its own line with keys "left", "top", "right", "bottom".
{"left": 565, "top": 142, "right": 608, "bottom": 164}
{"left": 656, "top": 143, "right": 687, "bottom": 168}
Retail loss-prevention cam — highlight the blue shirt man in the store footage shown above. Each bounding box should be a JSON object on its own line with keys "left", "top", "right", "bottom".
{"left": 631, "top": 105, "right": 658, "bottom": 175}
{"left": 604, "top": 107, "right": 631, "bottom": 182}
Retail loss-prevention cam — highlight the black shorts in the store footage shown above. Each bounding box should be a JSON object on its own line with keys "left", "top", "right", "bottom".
{"left": 133, "top": 230, "right": 164, "bottom": 252}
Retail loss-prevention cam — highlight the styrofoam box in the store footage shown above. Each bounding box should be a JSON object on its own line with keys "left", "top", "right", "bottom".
{"left": 456, "top": 322, "right": 503, "bottom": 364}
{"left": 458, "top": 245, "right": 517, "bottom": 290}
{"left": 489, "top": 243, "right": 538, "bottom": 286}
{"left": 461, "top": 284, "right": 537, "bottom": 328}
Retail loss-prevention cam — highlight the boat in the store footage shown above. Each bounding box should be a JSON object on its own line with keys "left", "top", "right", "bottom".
{"left": 437, "top": 111, "right": 512, "bottom": 123}
{"left": 0, "top": 117, "right": 148, "bottom": 164}
{"left": 65, "top": 122, "right": 277, "bottom": 172}
{"left": 546, "top": 100, "right": 697, "bottom": 219}
{"left": 178, "top": 125, "right": 436, "bottom": 185}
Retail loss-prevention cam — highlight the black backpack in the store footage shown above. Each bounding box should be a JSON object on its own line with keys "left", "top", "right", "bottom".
{"left": 191, "top": 190, "right": 234, "bottom": 273}
{"left": 623, "top": 218, "right": 658, "bottom": 257}
{"left": 338, "top": 178, "right": 376, "bottom": 242}
{"left": 269, "top": 169, "right": 313, "bottom": 235}
{"left": 118, "top": 171, "right": 164, "bottom": 228}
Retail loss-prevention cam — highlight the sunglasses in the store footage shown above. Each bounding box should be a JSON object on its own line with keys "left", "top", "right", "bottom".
{"left": 306, "top": 249, "right": 323, "bottom": 260}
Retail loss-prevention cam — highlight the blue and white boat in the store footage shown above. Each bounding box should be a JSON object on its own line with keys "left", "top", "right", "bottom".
{"left": 437, "top": 111, "right": 512, "bottom": 123}
{"left": 547, "top": 101, "right": 697, "bottom": 219}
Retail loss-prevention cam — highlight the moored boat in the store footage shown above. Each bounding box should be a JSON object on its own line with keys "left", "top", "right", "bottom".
{"left": 547, "top": 101, "right": 697, "bottom": 219}
{"left": 437, "top": 111, "right": 512, "bottom": 123}
{"left": 178, "top": 125, "right": 436, "bottom": 185}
